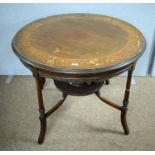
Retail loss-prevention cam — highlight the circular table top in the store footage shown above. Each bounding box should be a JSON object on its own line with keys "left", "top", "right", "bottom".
{"left": 12, "top": 14, "right": 145, "bottom": 74}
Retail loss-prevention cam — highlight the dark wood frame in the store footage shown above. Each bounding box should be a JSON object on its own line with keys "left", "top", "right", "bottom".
{"left": 12, "top": 23, "right": 145, "bottom": 144}
{"left": 15, "top": 59, "right": 135, "bottom": 144}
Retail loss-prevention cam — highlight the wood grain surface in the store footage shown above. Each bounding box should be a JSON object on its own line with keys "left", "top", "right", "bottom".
{"left": 12, "top": 14, "right": 145, "bottom": 70}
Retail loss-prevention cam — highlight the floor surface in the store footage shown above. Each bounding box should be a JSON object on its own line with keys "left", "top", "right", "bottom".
{"left": 0, "top": 76, "right": 155, "bottom": 150}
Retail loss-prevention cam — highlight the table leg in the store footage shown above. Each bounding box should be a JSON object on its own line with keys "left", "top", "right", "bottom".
{"left": 105, "top": 79, "right": 110, "bottom": 85}
{"left": 95, "top": 65, "right": 135, "bottom": 135}
{"left": 40, "top": 77, "right": 46, "bottom": 90}
{"left": 121, "top": 66, "right": 134, "bottom": 135}
{"left": 33, "top": 71, "right": 46, "bottom": 144}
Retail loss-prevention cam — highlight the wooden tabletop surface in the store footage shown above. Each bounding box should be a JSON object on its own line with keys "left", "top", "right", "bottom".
{"left": 12, "top": 14, "right": 145, "bottom": 72}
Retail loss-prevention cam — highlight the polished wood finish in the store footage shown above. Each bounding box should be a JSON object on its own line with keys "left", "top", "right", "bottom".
{"left": 12, "top": 14, "right": 145, "bottom": 73}
{"left": 12, "top": 14, "right": 145, "bottom": 144}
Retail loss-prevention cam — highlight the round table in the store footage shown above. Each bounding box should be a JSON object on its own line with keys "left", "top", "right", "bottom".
{"left": 12, "top": 14, "right": 145, "bottom": 144}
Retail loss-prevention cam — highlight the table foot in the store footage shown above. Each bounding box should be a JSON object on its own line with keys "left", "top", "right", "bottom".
{"left": 121, "top": 107, "right": 129, "bottom": 135}
{"left": 38, "top": 109, "right": 47, "bottom": 144}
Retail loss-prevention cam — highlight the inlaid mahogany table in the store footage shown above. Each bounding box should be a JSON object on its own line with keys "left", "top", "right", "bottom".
{"left": 12, "top": 14, "right": 145, "bottom": 144}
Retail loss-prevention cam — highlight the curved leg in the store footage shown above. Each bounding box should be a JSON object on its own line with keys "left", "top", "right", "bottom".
{"left": 95, "top": 90, "right": 122, "bottom": 110}
{"left": 121, "top": 105, "right": 129, "bottom": 135}
{"left": 32, "top": 70, "right": 67, "bottom": 144}
{"left": 38, "top": 109, "right": 46, "bottom": 144}
{"left": 33, "top": 70, "right": 46, "bottom": 144}
{"left": 121, "top": 65, "right": 134, "bottom": 135}
{"left": 46, "top": 93, "right": 67, "bottom": 117}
